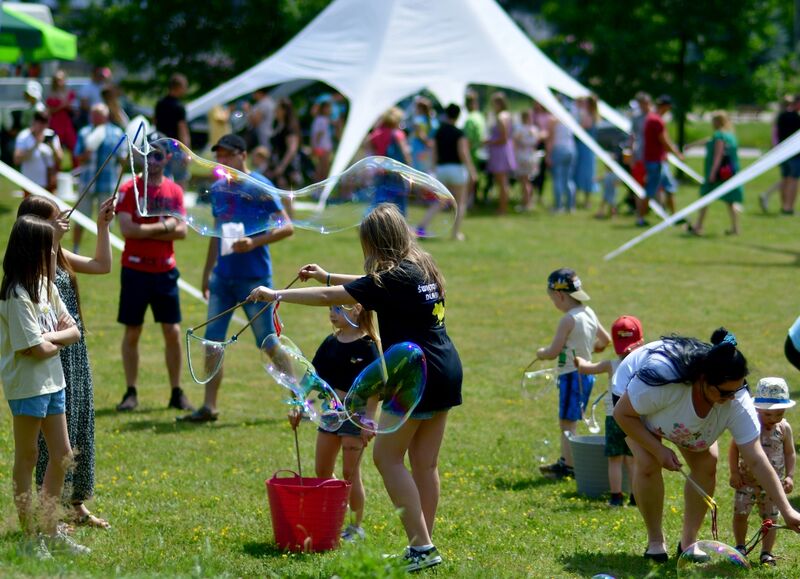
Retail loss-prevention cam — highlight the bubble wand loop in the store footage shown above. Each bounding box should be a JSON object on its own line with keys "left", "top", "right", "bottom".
{"left": 680, "top": 467, "right": 719, "bottom": 540}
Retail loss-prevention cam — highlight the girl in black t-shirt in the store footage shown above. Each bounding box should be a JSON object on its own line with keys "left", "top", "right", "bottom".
{"left": 288, "top": 303, "right": 378, "bottom": 542}
{"left": 248, "top": 203, "right": 460, "bottom": 571}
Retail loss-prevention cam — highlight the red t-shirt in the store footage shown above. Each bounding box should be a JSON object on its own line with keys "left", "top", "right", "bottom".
{"left": 115, "top": 177, "right": 185, "bottom": 273}
{"left": 643, "top": 112, "right": 666, "bottom": 162}
{"left": 369, "top": 126, "right": 406, "bottom": 156}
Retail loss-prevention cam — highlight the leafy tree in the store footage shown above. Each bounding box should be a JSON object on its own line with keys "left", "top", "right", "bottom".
{"left": 65, "top": 0, "right": 330, "bottom": 96}
{"left": 534, "top": 0, "right": 796, "bottom": 147}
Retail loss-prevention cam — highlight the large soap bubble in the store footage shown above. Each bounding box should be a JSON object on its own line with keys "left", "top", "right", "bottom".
{"left": 676, "top": 541, "right": 750, "bottom": 578}
{"left": 260, "top": 333, "right": 345, "bottom": 432}
{"left": 520, "top": 362, "right": 557, "bottom": 401}
{"left": 345, "top": 342, "right": 426, "bottom": 434}
{"left": 129, "top": 137, "right": 456, "bottom": 238}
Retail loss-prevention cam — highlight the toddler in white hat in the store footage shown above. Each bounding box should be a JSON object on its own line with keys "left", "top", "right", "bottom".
{"left": 729, "top": 377, "right": 795, "bottom": 566}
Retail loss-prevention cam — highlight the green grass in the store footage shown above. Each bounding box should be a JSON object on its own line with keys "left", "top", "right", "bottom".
{"left": 0, "top": 154, "right": 799, "bottom": 577}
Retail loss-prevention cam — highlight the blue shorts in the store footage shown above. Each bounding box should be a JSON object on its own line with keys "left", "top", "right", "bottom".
{"left": 644, "top": 161, "right": 677, "bottom": 198}
{"left": 558, "top": 371, "right": 594, "bottom": 421}
{"left": 8, "top": 389, "right": 66, "bottom": 418}
{"left": 118, "top": 267, "right": 181, "bottom": 326}
{"left": 780, "top": 156, "right": 800, "bottom": 179}
{"left": 205, "top": 274, "right": 274, "bottom": 346}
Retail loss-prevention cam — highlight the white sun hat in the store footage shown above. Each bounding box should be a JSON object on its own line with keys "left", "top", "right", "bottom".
{"left": 753, "top": 377, "right": 796, "bottom": 410}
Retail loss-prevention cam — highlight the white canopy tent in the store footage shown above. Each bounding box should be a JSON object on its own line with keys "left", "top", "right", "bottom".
{"left": 187, "top": 0, "right": 683, "bottom": 218}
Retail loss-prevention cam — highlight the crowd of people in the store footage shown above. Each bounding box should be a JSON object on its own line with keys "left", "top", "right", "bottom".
{"left": 3, "top": 71, "right": 800, "bottom": 569}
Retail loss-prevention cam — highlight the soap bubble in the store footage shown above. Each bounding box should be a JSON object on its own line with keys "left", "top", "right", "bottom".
{"left": 521, "top": 366, "right": 557, "bottom": 401}
{"left": 260, "top": 333, "right": 345, "bottom": 432}
{"left": 676, "top": 541, "right": 750, "bottom": 578}
{"left": 130, "top": 138, "right": 456, "bottom": 238}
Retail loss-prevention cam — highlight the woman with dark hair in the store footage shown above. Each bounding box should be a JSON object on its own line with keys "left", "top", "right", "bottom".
{"left": 269, "top": 98, "right": 302, "bottom": 189}
{"left": 613, "top": 328, "right": 800, "bottom": 562}
{"left": 17, "top": 195, "right": 114, "bottom": 530}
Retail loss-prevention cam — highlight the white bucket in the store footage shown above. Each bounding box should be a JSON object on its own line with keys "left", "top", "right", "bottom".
{"left": 567, "top": 434, "right": 630, "bottom": 498}
{"left": 56, "top": 172, "right": 77, "bottom": 202}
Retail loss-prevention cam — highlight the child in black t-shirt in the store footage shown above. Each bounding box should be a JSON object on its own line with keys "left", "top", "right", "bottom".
{"left": 289, "top": 303, "right": 378, "bottom": 542}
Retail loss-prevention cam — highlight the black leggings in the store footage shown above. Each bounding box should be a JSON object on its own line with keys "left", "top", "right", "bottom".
{"left": 785, "top": 335, "right": 800, "bottom": 371}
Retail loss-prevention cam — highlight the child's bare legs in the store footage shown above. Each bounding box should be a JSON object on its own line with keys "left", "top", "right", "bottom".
{"left": 12, "top": 416, "right": 42, "bottom": 535}
{"left": 39, "top": 414, "right": 72, "bottom": 535}
{"left": 732, "top": 511, "right": 749, "bottom": 547}
{"left": 726, "top": 202, "right": 740, "bottom": 234}
{"left": 342, "top": 436, "right": 366, "bottom": 526}
{"left": 608, "top": 456, "right": 623, "bottom": 493}
{"left": 560, "top": 419, "right": 577, "bottom": 466}
{"left": 761, "top": 525, "right": 777, "bottom": 553}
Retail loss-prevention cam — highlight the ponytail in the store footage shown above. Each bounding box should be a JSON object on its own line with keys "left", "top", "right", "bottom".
{"left": 636, "top": 327, "right": 748, "bottom": 387}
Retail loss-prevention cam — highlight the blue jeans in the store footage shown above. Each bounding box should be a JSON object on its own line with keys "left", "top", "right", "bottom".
{"left": 551, "top": 146, "right": 576, "bottom": 210}
{"left": 205, "top": 274, "right": 275, "bottom": 346}
{"left": 645, "top": 161, "right": 677, "bottom": 198}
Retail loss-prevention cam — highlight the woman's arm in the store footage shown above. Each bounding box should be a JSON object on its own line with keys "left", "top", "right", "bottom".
{"left": 739, "top": 438, "right": 800, "bottom": 530}
{"left": 614, "top": 392, "right": 682, "bottom": 470}
{"left": 298, "top": 263, "right": 361, "bottom": 286}
{"left": 63, "top": 197, "right": 115, "bottom": 274}
{"left": 248, "top": 284, "right": 356, "bottom": 307}
{"left": 536, "top": 315, "right": 574, "bottom": 360}
{"left": 457, "top": 137, "right": 478, "bottom": 183}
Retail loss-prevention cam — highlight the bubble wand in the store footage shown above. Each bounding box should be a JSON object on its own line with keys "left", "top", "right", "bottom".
{"left": 65, "top": 124, "right": 141, "bottom": 218}
{"left": 680, "top": 467, "right": 719, "bottom": 540}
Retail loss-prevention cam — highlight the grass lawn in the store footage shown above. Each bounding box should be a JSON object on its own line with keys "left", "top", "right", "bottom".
{"left": 0, "top": 154, "right": 799, "bottom": 578}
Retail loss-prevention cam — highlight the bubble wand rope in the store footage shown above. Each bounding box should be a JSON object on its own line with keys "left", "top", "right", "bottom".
{"left": 742, "top": 518, "right": 788, "bottom": 556}
{"left": 189, "top": 301, "right": 248, "bottom": 333}
{"left": 66, "top": 128, "right": 136, "bottom": 218}
{"left": 680, "top": 467, "right": 719, "bottom": 540}
{"left": 231, "top": 275, "right": 300, "bottom": 341}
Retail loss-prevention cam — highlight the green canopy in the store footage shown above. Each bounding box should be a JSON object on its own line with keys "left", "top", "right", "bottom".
{"left": 0, "top": 6, "right": 76, "bottom": 62}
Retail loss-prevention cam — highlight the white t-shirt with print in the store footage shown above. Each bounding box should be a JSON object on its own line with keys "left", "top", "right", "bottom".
{"left": 15, "top": 128, "right": 59, "bottom": 187}
{"left": 0, "top": 283, "right": 68, "bottom": 400}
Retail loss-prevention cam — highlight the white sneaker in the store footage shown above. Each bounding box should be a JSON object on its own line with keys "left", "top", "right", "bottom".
{"left": 24, "top": 536, "right": 53, "bottom": 560}
{"left": 403, "top": 546, "right": 442, "bottom": 571}
{"left": 341, "top": 524, "right": 366, "bottom": 542}
{"left": 47, "top": 530, "right": 91, "bottom": 555}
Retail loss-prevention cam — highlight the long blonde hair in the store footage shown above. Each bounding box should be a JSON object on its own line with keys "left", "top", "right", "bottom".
{"left": 359, "top": 203, "right": 445, "bottom": 297}
{"left": 711, "top": 110, "right": 733, "bottom": 132}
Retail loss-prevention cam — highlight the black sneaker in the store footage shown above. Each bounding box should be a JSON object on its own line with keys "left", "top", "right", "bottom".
{"left": 539, "top": 458, "right": 572, "bottom": 479}
{"left": 168, "top": 387, "right": 194, "bottom": 411}
{"left": 116, "top": 388, "right": 138, "bottom": 412}
{"left": 628, "top": 493, "right": 637, "bottom": 507}
{"left": 177, "top": 405, "right": 219, "bottom": 423}
{"left": 608, "top": 493, "right": 624, "bottom": 507}
{"left": 403, "top": 546, "right": 442, "bottom": 572}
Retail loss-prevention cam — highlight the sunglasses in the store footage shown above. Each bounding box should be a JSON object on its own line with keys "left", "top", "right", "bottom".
{"left": 148, "top": 150, "right": 166, "bottom": 162}
{"left": 713, "top": 381, "right": 748, "bottom": 399}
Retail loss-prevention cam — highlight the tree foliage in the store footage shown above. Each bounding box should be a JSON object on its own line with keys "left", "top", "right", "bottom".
{"left": 533, "top": 0, "right": 797, "bottom": 145}
{"left": 66, "top": 0, "right": 330, "bottom": 95}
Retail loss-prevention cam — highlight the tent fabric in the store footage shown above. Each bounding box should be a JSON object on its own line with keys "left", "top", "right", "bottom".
{"left": 0, "top": 8, "right": 43, "bottom": 50}
{"left": 0, "top": 6, "right": 76, "bottom": 62}
{"left": 185, "top": 0, "right": 672, "bottom": 211}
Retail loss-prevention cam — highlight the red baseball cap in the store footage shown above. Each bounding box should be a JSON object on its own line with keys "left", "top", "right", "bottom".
{"left": 611, "top": 315, "right": 644, "bottom": 355}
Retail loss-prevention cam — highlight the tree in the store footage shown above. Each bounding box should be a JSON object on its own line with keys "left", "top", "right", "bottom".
{"left": 66, "top": 0, "right": 330, "bottom": 96}
{"left": 533, "top": 0, "right": 796, "bottom": 147}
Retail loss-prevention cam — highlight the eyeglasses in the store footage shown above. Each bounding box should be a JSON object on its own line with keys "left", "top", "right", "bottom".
{"left": 714, "top": 381, "right": 749, "bottom": 399}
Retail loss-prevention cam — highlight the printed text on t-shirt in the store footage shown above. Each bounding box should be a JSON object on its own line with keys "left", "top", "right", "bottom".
{"left": 418, "top": 283, "right": 439, "bottom": 301}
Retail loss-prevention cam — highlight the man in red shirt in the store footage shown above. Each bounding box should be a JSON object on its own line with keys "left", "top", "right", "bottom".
{"left": 114, "top": 134, "right": 194, "bottom": 412}
{"left": 637, "top": 95, "right": 683, "bottom": 226}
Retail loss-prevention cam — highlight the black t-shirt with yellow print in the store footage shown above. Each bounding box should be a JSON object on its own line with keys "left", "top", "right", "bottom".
{"left": 344, "top": 259, "right": 462, "bottom": 413}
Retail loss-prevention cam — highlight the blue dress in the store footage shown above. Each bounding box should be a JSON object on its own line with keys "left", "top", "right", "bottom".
{"left": 573, "top": 123, "right": 598, "bottom": 193}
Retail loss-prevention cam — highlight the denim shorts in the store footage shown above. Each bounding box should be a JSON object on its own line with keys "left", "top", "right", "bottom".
{"left": 205, "top": 274, "right": 274, "bottom": 346}
{"left": 780, "top": 156, "right": 800, "bottom": 179}
{"left": 558, "top": 371, "right": 594, "bottom": 421}
{"left": 8, "top": 389, "right": 66, "bottom": 418}
{"left": 644, "top": 161, "right": 676, "bottom": 198}
{"left": 318, "top": 418, "right": 362, "bottom": 437}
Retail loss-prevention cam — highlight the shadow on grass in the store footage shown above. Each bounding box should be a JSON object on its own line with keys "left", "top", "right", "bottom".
{"left": 243, "top": 541, "right": 309, "bottom": 559}
{"left": 492, "top": 475, "right": 560, "bottom": 491}
{"left": 116, "top": 416, "right": 281, "bottom": 434}
{"left": 560, "top": 550, "right": 673, "bottom": 579}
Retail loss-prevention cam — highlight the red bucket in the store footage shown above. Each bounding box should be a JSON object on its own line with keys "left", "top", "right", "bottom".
{"left": 266, "top": 470, "right": 351, "bottom": 552}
